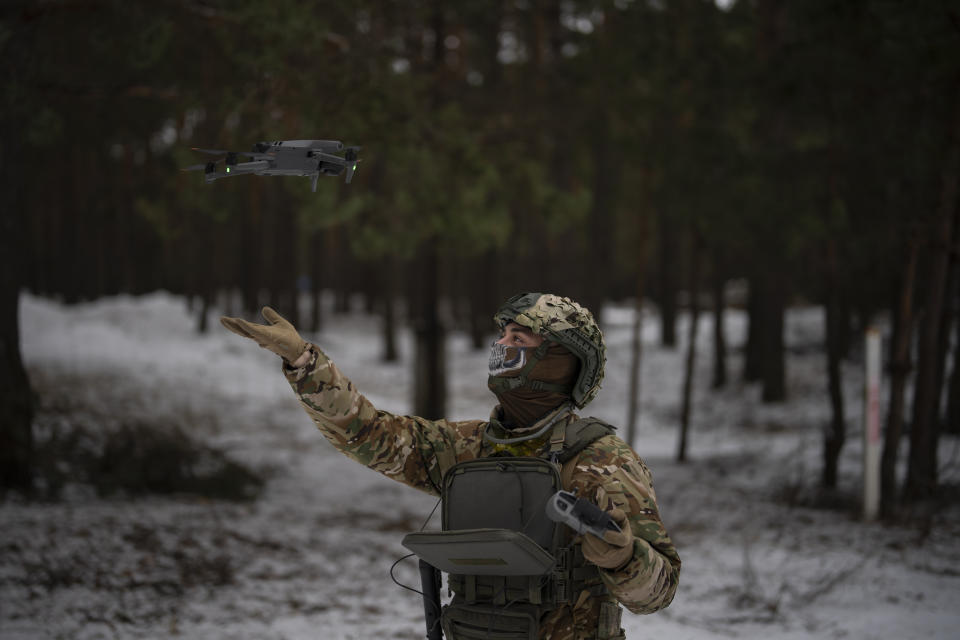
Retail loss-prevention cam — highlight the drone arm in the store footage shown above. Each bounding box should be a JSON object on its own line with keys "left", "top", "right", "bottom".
{"left": 236, "top": 160, "right": 270, "bottom": 171}
{"left": 311, "top": 151, "right": 348, "bottom": 164}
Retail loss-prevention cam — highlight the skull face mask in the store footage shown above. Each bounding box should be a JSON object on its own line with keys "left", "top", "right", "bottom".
{"left": 488, "top": 343, "right": 529, "bottom": 377}
{"left": 487, "top": 342, "right": 581, "bottom": 427}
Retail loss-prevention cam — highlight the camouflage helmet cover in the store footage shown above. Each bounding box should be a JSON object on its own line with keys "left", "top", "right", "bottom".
{"left": 493, "top": 293, "right": 605, "bottom": 408}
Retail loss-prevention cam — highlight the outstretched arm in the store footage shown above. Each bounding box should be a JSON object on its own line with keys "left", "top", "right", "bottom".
{"left": 284, "top": 344, "right": 487, "bottom": 495}
{"left": 221, "top": 308, "right": 486, "bottom": 495}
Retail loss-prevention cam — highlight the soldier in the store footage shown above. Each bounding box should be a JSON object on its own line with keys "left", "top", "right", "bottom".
{"left": 221, "top": 292, "right": 680, "bottom": 639}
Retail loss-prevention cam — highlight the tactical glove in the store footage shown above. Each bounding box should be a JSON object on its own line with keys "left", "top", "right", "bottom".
{"left": 220, "top": 306, "right": 309, "bottom": 363}
{"left": 580, "top": 508, "right": 634, "bottom": 571}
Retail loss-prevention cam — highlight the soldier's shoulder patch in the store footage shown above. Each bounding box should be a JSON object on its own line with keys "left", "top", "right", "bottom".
{"left": 579, "top": 434, "right": 634, "bottom": 464}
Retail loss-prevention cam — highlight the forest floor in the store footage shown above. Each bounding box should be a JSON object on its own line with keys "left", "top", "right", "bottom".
{"left": 2, "top": 292, "right": 959, "bottom": 639}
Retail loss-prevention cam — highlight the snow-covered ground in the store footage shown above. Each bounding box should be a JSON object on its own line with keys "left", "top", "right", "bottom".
{"left": 2, "top": 292, "right": 958, "bottom": 639}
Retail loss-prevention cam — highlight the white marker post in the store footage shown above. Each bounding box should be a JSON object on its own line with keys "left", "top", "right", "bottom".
{"left": 863, "top": 328, "right": 882, "bottom": 521}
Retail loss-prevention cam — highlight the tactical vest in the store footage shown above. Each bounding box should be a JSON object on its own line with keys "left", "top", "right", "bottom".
{"left": 403, "top": 418, "right": 626, "bottom": 640}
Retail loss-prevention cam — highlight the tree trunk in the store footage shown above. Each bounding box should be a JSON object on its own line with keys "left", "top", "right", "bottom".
{"left": 946, "top": 292, "right": 960, "bottom": 435}
{"left": 309, "top": 229, "right": 325, "bottom": 332}
{"left": 268, "top": 186, "right": 299, "bottom": 322}
{"left": 905, "top": 102, "right": 960, "bottom": 502}
{"left": 195, "top": 215, "right": 214, "bottom": 334}
{"left": 468, "top": 251, "right": 498, "bottom": 351}
{"left": 330, "top": 226, "right": 351, "bottom": 314}
{"left": 361, "top": 261, "right": 378, "bottom": 316}
{"left": 410, "top": 0, "right": 449, "bottom": 420}
{"left": 822, "top": 239, "right": 846, "bottom": 488}
{"left": 880, "top": 234, "right": 919, "bottom": 516}
{"left": 711, "top": 257, "right": 728, "bottom": 389}
{"left": 0, "top": 175, "right": 34, "bottom": 493}
{"left": 241, "top": 180, "right": 262, "bottom": 315}
{"left": 760, "top": 272, "right": 787, "bottom": 403}
{"left": 0, "top": 284, "right": 33, "bottom": 493}
{"left": 658, "top": 213, "right": 679, "bottom": 348}
{"left": 626, "top": 299, "right": 644, "bottom": 448}
{"left": 677, "top": 231, "right": 702, "bottom": 463}
{"left": 933, "top": 231, "right": 959, "bottom": 433}
{"left": 746, "top": 272, "right": 787, "bottom": 400}
{"left": 196, "top": 291, "right": 212, "bottom": 334}
{"left": 744, "top": 277, "right": 764, "bottom": 382}
{"left": 63, "top": 147, "right": 83, "bottom": 303}
{"left": 582, "top": 111, "right": 618, "bottom": 319}
{"left": 382, "top": 258, "right": 399, "bottom": 363}
{"left": 626, "top": 205, "right": 651, "bottom": 445}
{"left": 0, "top": 12, "right": 35, "bottom": 493}
{"left": 413, "top": 243, "right": 446, "bottom": 420}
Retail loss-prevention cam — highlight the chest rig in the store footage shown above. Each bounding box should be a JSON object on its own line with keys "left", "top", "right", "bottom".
{"left": 403, "top": 417, "right": 617, "bottom": 640}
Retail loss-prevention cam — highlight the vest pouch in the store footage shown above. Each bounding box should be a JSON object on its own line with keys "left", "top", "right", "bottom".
{"left": 443, "top": 457, "right": 563, "bottom": 551}
{"left": 402, "top": 529, "right": 555, "bottom": 576}
{"left": 441, "top": 602, "right": 539, "bottom": 640}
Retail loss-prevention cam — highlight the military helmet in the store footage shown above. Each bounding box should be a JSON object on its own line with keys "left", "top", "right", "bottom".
{"left": 493, "top": 293, "right": 605, "bottom": 408}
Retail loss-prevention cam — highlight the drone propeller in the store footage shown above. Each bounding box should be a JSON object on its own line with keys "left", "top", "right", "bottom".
{"left": 182, "top": 161, "right": 220, "bottom": 174}
{"left": 193, "top": 147, "right": 274, "bottom": 160}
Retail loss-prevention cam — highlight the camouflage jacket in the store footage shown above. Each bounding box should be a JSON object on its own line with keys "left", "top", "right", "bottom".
{"left": 284, "top": 345, "right": 681, "bottom": 637}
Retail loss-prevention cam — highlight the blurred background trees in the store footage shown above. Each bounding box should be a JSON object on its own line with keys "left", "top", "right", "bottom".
{"left": 1, "top": 0, "right": 958, "bottom": 511}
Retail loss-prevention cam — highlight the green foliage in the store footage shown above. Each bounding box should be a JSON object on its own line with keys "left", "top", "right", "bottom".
{"left": 298, "top": 185, "right": 366, "bottom": 232}
{"left": 25, "top": 107, "right": 64, "bottom": 146}
{"left": 8, "top": 0, "right": 959, "bottom": 308}
{"left": 127, "top": 16, "right": 173, "bottom": 70}
{"left": 0, "top": 20, "right": 10, "bottom": 51}
{"left": 134, "top": 196, "right": 180, "bottom": 241}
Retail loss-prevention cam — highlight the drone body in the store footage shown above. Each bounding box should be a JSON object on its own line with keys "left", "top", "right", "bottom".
{"left": 184, "top": 140, "right": 361, "bottom": 191}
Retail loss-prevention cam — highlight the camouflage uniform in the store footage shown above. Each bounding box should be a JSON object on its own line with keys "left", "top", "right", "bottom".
{"left": 283, "top": 345, "right": 681, "bottom": 639}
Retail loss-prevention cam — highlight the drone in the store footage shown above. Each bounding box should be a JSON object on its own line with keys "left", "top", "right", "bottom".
{"left": 183, "top": 140, "right": 361, "bottom": 191}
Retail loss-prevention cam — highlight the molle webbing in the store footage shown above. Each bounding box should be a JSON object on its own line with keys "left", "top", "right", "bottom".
{"left": 441, "top": 602, "right": 540, "bottom": 640}
{"left": 447, "top": 553, "right": 607, "bottom": 606}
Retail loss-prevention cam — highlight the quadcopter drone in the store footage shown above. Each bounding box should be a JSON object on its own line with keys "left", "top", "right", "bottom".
{"left": 183, "top": 140, "right": 361, "bottom": 191}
